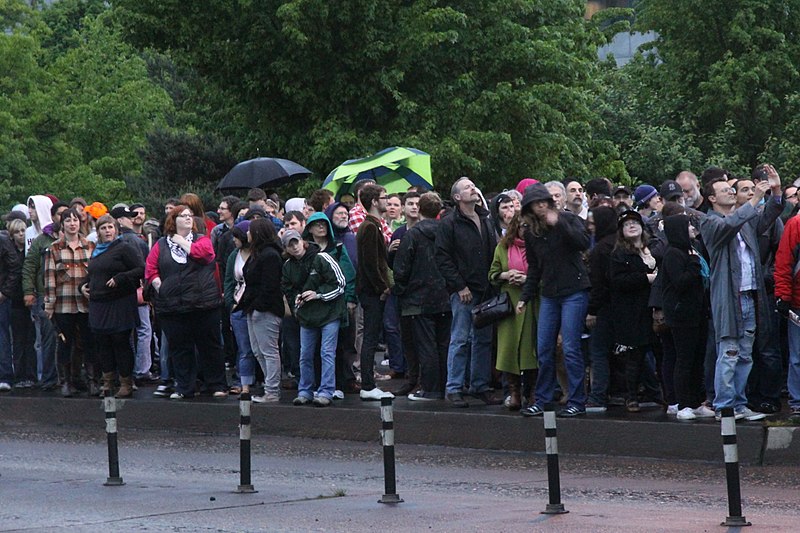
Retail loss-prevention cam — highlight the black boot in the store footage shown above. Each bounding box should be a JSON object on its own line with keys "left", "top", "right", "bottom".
{"left": 59, "top": 363, "right": 74, "bottom": 398}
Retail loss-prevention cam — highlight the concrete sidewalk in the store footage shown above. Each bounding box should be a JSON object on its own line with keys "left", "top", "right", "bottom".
{"left": 3, "top": 384, "right": 799, "bottom": 465}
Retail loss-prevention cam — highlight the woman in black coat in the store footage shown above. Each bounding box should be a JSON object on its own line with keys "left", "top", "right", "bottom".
{"left": 83, "top": 215, "right": 144, "bottom": 397}
{"left": 609, "top": 210, "right": 657, "bottom": 413}
{"left": 661, "top": 214, "right": 708, "bottom": 420}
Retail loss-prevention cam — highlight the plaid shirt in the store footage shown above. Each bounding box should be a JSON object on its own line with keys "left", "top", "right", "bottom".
{"left": 44, "top": 236, "right": 94, "bottom": 314}
{"left": 348, "top": 203, "right": 392, "bottom": 245}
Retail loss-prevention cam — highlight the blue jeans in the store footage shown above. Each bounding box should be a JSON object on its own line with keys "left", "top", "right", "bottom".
{"left": 32, "top": 297, "right": 57, "bottom": 386}
{"left": 786, "top": 319, "right": 800, "bottom": 410}
{"left": 299, "top": 320, "right": 339, "bottom": 400}
{"left": 713, "top": 293, "right": 756, "bottom": 411}
{"left": 535, "top": 290, "right": 589, "bottom": 410}
{"left": 0, "top": 299, "right": 12, "bottom": 383}
{"left": 445, "top": 293, "right": 492, "bottom": 395}
{"left": 134, "top": 306, "right": 153, "bottom": 375}
{"left": 230, "top": 310, "right": 254, "bottom": 386}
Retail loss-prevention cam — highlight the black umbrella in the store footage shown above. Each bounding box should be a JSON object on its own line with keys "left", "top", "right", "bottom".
{"left": 216, "top": 157, "right": 312, "bottom": 191}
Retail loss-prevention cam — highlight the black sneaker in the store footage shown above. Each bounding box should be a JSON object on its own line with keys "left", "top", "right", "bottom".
{"left": 558, "top": 405, "right": 586, "bottom": 417}
{"left": 446, "top": 392, "right": 469, "bottom": 408}
{"left": 153, "top": 384, "right": 172, "bottom": 398}
{"left": 757, "top": 402, "right": 780, "bottom": 414}
{"left": 521, "top": 404, "right": 544, "bottom": 417}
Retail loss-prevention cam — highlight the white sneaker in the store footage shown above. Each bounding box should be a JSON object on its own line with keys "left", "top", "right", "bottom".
{"left": 333, "top": 390, "right": 344, "bottom": 400}
{"left": 0, "top": 382, "right": 11, "bottom": 392}
{"left": 736, "top": 407, "right": 766, "bottom": 421}
{"left": 380, "top": 359, "right": 390, "bottom": 367}
{"left": 693, "top": 404, "right": 716, "bottom": 418}
{"left": 360, "top": 387, "right": 394, "bottom": 401}
{"left": 666, "top": 403, "right": 679, "bottom": 415}
{"left": 676, "top": 407, "right": 697, "bottom": 420}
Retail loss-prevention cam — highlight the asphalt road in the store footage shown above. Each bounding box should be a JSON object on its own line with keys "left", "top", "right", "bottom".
{"left": 1, "top": 426, "right": 798, "bottom": 532}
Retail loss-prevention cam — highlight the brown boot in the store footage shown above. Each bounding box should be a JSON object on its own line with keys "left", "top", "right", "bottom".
{"left": 101, "top": 372, "right": 116, "bottom": 397}
{"left": 505, "top": 372, "right": 521, "bottom": 411}
{"left": 115, "top": 376, "right": 133, "bottom": 398}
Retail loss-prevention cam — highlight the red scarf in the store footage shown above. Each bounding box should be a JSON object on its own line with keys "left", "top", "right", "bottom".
{"left": 507, "top": 238, "right": 528, "bottom": 273}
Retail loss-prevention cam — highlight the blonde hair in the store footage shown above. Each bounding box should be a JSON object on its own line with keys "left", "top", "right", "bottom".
{"left": 6, "top": 218, "right": 26, "bottom": 234}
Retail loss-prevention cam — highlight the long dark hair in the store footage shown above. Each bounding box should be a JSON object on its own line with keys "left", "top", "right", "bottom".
{"left": 249, "top": 218, "right": 278, "bottom": 251}
{"left": 500, "top": 213, "right": 524, "bottom": 249}
{"left": 614, "top": 218, "right": 646, "bottom": 255}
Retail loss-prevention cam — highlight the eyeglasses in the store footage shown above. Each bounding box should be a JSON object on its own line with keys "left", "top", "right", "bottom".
{"left": 217, "top": 206, "right": 229, "bottom": 211}
{"left": 713, "top": 187, "right": 735, "bottom": 194}
{"left": 378, "top": 196, "right": 388, "bottom": 200}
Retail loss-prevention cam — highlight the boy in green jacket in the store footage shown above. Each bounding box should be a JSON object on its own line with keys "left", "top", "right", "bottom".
{"left": 280, "top": 230, "right": 346, "bottom": 407}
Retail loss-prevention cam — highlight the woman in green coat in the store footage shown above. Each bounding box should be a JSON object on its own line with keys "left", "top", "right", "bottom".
{"left": 489, "top": 214, "right": 537, "bottom": 411}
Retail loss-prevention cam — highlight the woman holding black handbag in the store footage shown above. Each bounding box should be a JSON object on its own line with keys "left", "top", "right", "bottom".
{"left": 489, "top": 213, "right": 537, "bottom": 411}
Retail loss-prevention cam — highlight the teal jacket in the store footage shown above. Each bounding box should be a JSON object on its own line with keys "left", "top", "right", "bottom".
{"left": 281, "top": 241, "right": 346, "bottom": 328}
{"left": 302, "top": 212, "right": 357, "bottom": 305}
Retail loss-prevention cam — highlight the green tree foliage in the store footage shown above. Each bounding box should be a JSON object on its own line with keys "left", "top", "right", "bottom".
{"left": 619, "top": 0, "right": 800, "bottom": 180}
{"left": 0, "top": 0, "right": 173, "bottom": 208}
{"left": 116, "top": 0, "right": 625, "bottom": 193}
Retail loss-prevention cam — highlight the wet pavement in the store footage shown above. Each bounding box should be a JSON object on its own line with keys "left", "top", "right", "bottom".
{"left": 1, "top": 427, "right": 799, "bottom": 532}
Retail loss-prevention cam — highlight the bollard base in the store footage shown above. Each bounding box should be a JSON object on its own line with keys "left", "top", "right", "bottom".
{"left": 721, "top": 516, "right": 751, "bottom": 527}
{"left": 104, "top": 477, "right": 124, "bottom": 486}
{"left": 235, "top": 485, "right": 258, "bottom": 494}
{"left": 378, "top": 493, "right": 404, "bottom": 504}
{"left": 541, "top": 503, "right": 568, "bottom": 515}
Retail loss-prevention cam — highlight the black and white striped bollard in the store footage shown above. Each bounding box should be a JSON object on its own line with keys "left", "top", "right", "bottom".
{"left": 378, "top": 397, "right": 403, "bottom": 504}
{"left": 103, "top": 396, "right": 124, "bottom": 486}
{"left": 720, "top": 407, "right": 750, "bottom": 527}
{"left": 235, "top": 392, "right": 257, "bottom": 493}
{"left": 541, "top": 403, "right": 567, "bottom": 514}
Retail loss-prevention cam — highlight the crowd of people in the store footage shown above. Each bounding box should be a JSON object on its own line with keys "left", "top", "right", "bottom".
{"left": 2, "top": 166, "right": 800, "bottom": 422}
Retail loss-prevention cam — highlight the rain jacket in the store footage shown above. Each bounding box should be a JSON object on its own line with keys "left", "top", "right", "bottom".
{"left": 699, "top": 198, "right": 783, "bottom": 342}
{"left": 393, "top": 218, "right": 450, "bottom": 314}
{"left": 281, "top": 241, "right": 346, "bottom": 328}
{"left": 303, "top": 212, "right": 356, "bottom": 305}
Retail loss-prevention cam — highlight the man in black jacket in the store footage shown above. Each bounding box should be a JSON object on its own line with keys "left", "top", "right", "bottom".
{"left": 393, "top": 192, "right": 451, "bottom": 400}
{"left": 435, "top": 177, "right": 498, "bottom": 407}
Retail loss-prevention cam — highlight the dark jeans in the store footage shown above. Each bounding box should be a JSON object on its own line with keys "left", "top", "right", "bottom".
{"left": 281, "top": 314, "right": 301, "bottom": 378}
{"left": 748, "top": 294, "right": 783, "bottom": 407}
{"left": 672, "top": 323, "right": 707, "bottom": 409}
{"left": 659, "top": 329, "right": 677, "bottom": 406}
{"left": 359, "top": 293, "right": 385, "bottom": 391}
{"left": 383, "top": 293, "right": 405, "bottom": 373}
{"left": 587, "top": 311, "right": 614, "bottom": 406}
{"left": 54, "top": 313, "right": 93, "bottom": 366}
{"left": 160, "top": 308, "right": 226, "bottom": 396}
{"left": 11, "top": 306, "right": 37, "bottom": 383}
{"left": 95, "top": 330, "right": 135, "bottom": 377}
{"left": 411, "top": 312, "right": 451, "bottom": 396}
{"left": 624, "top": 346, "right": 647, "bottom": 402}
{"left": 335, "top": 310, "right": 357, "bottom": 389}
{"left": 400, "top": 314, "right": 419, "bottom": 386}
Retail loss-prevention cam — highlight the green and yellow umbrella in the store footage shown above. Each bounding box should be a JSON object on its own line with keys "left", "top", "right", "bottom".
{"left": 323, "top": 147, "right": 433, "bottom": 199}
